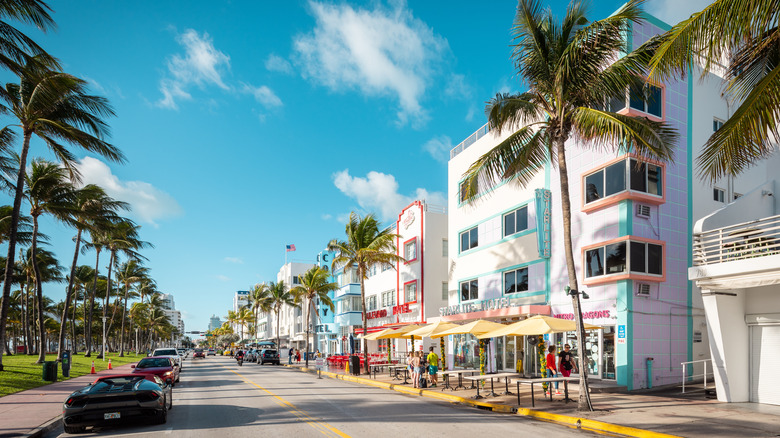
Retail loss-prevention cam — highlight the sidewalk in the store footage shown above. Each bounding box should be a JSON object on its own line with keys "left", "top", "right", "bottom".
{"left": 286, "top": 361, "right": 780, "bottom": 438}
{"left": 0, "top": 362, "right": 135, "bottom": 437}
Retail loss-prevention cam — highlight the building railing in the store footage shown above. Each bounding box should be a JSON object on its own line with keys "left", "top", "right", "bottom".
{"left": 681, "top": 359, "right": 713, "bottom": 393}
{"left": 450, "top": 122, "right": 491, "bottom": 160}
{"left": 692, "top": 214, "right": 780, "bottom": 266}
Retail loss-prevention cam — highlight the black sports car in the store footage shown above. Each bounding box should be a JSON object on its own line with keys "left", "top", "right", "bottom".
{"left": 62, "top": 374, "right": 171, "bottom": 434}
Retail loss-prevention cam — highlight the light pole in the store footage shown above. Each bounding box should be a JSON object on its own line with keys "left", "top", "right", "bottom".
{"left": 135, "top": 327, "right": 139, "bottom": 355}
{"left": 566, "top": 286, "right": 593, "bottom": 411}
{"left": 101, "top": 316, "right": 107, "bottom": 361}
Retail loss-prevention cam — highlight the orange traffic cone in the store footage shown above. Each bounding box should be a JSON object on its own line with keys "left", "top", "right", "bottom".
{"left": 90, "top": 361, "right": 96, "bottom": 374}
{"left": 108, "top": 359, "right": 112, "bottom": 370}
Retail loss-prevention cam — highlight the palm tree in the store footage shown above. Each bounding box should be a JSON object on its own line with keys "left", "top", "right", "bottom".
{"left": 460, "top": 0, "right": 677, "bottom": 411}
{"left": 0, "top": 61, "right": 123, "bottom": 371}
{"left": 57, "top": 185, "right": 127, "bottom": 360}
{"left": 116, "top": 260, "right": 148, "bottom": 356}
{"left": 68, "top": 264, "right": 94, "bottom": 353}
{"left": 267, "top": 281, "right": 296, "bottom": 355}
{"left": 21, "top": 246, "right": 62, "bottom": 356}
{"left": 328, "top": 212, "right": 403, "bottom": 374}
{"left": 0, "top": 0, "right": 57, "bottom": 75}
{"left": 648, "top": 0, "right": 779, "bottom": 181}
{"left": 24, "top": 158, "right": 77, "bottom": 363}
{"left": 247, "top": 283, "right": 271, "bottom": 343}
{"left": 291, "top": 266, "right": 336, "bottom": 367}
{"left": 236, "top": 307, "right": 253, "bottom": 343}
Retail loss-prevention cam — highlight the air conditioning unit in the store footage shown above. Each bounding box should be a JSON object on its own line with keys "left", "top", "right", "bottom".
{"left": 636, "top": 204, "right": 651, "bottom": 218}
{"left": 636, "top": 283, "right": 651, "bottom": 297}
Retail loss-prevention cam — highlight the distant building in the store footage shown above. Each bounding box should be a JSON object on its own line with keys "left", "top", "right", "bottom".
{"left": 208, "top": 315, "right": 223, "bottom": 332}
{"left": 160, "top": 293, "right": 184, "bottom": 343}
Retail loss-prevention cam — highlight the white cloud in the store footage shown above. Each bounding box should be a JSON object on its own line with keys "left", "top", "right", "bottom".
{"left": 444, "top": 74, "right": 472, "bottom": 100}
{"left": 265, "top": 54, "right": 293, "bottom": 74}
{"left": 224, "top": 257, "right": 244, "bottom": 264}
{"left": 423, "top": 135, "right": 452, "bottom": 162}
{"left": 217, "top": 275, "right": 231, "bottom": 282}
{"left": 157, "top": 29, "right": 231, "bottom": 109}
{"left": 321, "top": 213, "right": 332, "bottom": 220}
{"left": 293, "top": 1, "right": 448, "bottom": 126}
{"left": 333, "top": 169, "right": 446, "bottom": 221}
{"left": 75, "top": 157, "right": 183, "bottom": 226}
{"left": 645, "top": 0, "right": 714, "bottom": 25}
{"left": 242, "top": 83, "right": 283, "bottom": 108}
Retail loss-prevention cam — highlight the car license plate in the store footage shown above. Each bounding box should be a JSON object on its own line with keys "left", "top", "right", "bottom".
{"left": 104, "top": 412, "right": 120, "bottom": 420}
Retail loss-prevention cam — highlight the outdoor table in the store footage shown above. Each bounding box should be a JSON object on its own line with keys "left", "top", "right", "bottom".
{"left": 515, "top": 377, "right": 577, "bottom": 407}
{"left": 389, "top": 365, "right": 409, "bottom": 384}
{"left": 369, "top": 363, "right": 390, "bottom": 379}
{"left": 464, "top": 374, "right": 504, "bottom": 399}
{"left": 489, "top": 372, "right": 520, "bottom": 395}
{"left": 439, "top": 369, "right": 478, "bottom": 390}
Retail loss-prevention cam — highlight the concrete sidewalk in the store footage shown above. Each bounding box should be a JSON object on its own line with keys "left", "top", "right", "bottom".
{"left": 0, "top": 362, "right": 136, "bottom": 437}
{"left": 287, "top": 362, "right": 780, "bottom": 438}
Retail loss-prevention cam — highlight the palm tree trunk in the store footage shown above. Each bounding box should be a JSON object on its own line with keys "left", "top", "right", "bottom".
{"left": 275, "top": 308, "right": 280, "bottom": 357}
{"left": 30, "top": 213, "right": 47, "bottom": 364}
{"left": 101, "top": 251, "right": 115, "bottom": 357}
{"left": 58, "top": 228, "right": 82, "bottom": 361}
{"left": 70, "top": 292, "right": 77, "bottom": 354}
{"left": 119, "top": 282, "right": 129, "bottom": 357}
{"left": 305, "top": 298, "right": 311, "bottom": 368}
{"left": 556, "top": 138, "right": 593, "bottom": 411}
{"left": 360, "top": 273, "right": 368, "bottom": 375}
{"left": 0, "top": 131, "right": 32, "bottom": 371}
{"left": 85, "top": 249, "right": 101, "bottom": 356}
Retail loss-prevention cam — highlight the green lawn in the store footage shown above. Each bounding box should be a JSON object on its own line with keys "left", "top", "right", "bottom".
{"left": 0, "top": 352, "right": 143, "bottom": 397}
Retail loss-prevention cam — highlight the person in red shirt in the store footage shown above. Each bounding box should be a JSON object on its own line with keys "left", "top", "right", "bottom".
{"left": 546, "top": 345, "right": 561, "bottom": 395}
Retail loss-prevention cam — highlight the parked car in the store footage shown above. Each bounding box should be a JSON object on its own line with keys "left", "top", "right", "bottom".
{"left": 207, "top": 348, "right": 216, "bottom": 356}
{"left": 193, "top": 348, "right": 205, "bottom": 358}
{"left": 244, "top": 349, "right": 258, "bottom": 363}
{"left": 259, "top": 349, "right": 280, "bottom": 365}
{"left": 132, "top": 356, "right": 180, "bottom": 384}
{"left": 151, "top": 348, "right": 182, "bottom": 369}
{"left": 62, "top": 374, "right": 170, "bottom": 433}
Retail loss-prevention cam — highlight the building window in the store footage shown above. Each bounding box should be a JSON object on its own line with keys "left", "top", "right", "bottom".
{"left": 404, "top": 238, "right": 417, "bottom": 263}
{"left": 503, "top": 267, "right": 529, "bottom": 294}
{"left": 460, "top": 226, "right": 478, "bottom": 252}
{"left": 338, "top": 296, "right": 363, "bottom": 313}
{"left": 586, "top": 240, "right": 663, "bottom": 278}
{"left": 292, "top": 276, "right": 300, "bottom": 285}
{"left": 405, "top": 281, "right": 417, "bottom": 303}
{"left": 713, "top": 118, "right": 724, "bottom": 132}
{"left": 367, "top": 295, "right": 377, "bottom": 311}
{"left": 381, "top": 289, "right": 396, "bottom": 308}
{"left": 503, "top": 206, "right": 529, "bottom": 237}
{"left": 460, "top": 279, "right": 478, "bottom": 301}
{"left": 441, "top": 282, "right": 448, "bottom": 300}
{"left": 629, "top": 83, "right": 663, "bottom": 118}
{"left": 584, "top": 158, "right": 663, "bottom": 204}
{"left": 713, "top": 188, "right": 725, "bottom": 202}
{"left": 442, "top": 239, "right": 448, "bottom": 257}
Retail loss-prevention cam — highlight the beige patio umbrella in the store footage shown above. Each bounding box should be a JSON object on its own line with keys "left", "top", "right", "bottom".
{"left": 405, "top": 320, "right": 461, "bottom": 338}
{"left": 362, "top": 328, "right": 398, "bottom": 341}
{"left": 476, "top": 315, "right": 602, "bottom": 339}
{"left": 376, "top": 324, "right": 424, "bottom": 339}
{"left": 430, "top": 320, "right": 506, "bottom": 339}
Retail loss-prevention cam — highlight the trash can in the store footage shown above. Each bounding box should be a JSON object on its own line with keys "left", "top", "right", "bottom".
{"left": 61, "top": 350, "right": 71, "bottom": 378}
{"left": 349, "top": 355, "right": 360, "bottom": 376}
{"left": 42, "top": 361, "right": 58, "bottom": 382}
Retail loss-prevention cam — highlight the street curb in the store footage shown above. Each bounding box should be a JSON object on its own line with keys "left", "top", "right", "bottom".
{"left": 285, "top": 364, "right": 680, "bottom": 438}
{"left": 27, "top": 417, "right": 61, "bottom": 438}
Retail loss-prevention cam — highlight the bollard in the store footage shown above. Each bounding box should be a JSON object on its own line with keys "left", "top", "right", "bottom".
{"left": 646, "top": 357, "right": 654, "bottom": 389}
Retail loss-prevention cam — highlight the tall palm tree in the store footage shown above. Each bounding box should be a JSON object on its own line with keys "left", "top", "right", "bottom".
{"left": 460, "top": 0, "right": 677, "bottom": 411}
{"left": 267, "top": 281, "right": 296, "bottom": 355}
{"left": 116, "top": 260, "right": 148, "bottom": 356}
{"left": 80, "top": 218, "right": 112, "bottom": 357}
{"left": 236, "top": 307, "right": 253, "bottom": 343}
{"left": 21, "top": 246, "right": 62, "bottom": 356}
{"left": 24, "top": 159, "right": 77, "bottom": 363}
{"left": 57, "top": 185, "right": 127, "bottom": 360}
{"left": 291, "top": 266, "right": 336, "bottom": 367}
{"left": 68, "top": 264, "right": 94, "bottom": 353}
{"left": 0, "top": 0, "right": 57, "bottom": 74}
{"left": 247, "top": 283, "right": 271, "bottom": 343}
{"left": 0, "top": 61, "right": 124, "bottom": 371}
{"left": 648, "top": 0, "right": 779, "bottom": 181}
{"left": 328, "top": 212, "right": 403, "bottom": 374}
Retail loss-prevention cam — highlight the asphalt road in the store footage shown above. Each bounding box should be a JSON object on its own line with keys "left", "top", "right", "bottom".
{"left": 46, "top": 356, "right": 599, "bottom": 437}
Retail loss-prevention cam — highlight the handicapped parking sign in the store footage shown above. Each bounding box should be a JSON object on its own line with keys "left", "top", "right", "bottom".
{"left": 617, "top": 324, "right": 626, "bottom": 344}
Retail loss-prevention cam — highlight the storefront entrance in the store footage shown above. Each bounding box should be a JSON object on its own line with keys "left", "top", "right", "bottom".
{"left": 554, "top": 325, "right": 615, "bottom": 380}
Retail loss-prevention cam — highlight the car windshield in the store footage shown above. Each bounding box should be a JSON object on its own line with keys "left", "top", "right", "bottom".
{"left": 195, "top": 349, "right": 203, "bottom": 352}
{"left": 94, "top": 376, "right": 144, "bottom": 390}
{"left": 137, "top": 358, "right": 170, "bottom": 368}
{"left": 154, "top": 349, "right": 177, "bottom": 356}
{"left": 264, "top": 350, "right": 277, "bottom": 355}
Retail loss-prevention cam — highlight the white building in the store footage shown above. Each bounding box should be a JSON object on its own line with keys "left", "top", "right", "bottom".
{"left": 274, "top": 262, "right": 315, "bottom": 350}
{"left": 160, "top": 294, "right": 185, "bottom": 343}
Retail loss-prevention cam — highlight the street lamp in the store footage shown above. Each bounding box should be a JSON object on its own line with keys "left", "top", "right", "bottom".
{"left": 566, "top": 286, "right": 593, "bottom": 411}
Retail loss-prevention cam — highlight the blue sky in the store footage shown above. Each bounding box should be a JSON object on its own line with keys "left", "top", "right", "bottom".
{"left": 1, "top": 0, "right": 711, "bottom": 334}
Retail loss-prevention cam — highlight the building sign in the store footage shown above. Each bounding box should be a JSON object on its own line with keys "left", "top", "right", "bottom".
{"left": 535, "top": 189, "right": 552, "bottom": 258}
{"left": 617, "top": 324, "right": 626, "bottom": 344}
{"left": 553, "top": 310, "right": 611, "bottom": 320}
{"left": 439, "top": 297, "right": 517, "bottom": 317}
{"left": 403, "top": 210, "right": 415, "bottom": 229}
{"left": 367, "top": 309, "right": 388, "bottom": 319}
{"left": 393, "top": 303, "right": 411, "bottom": 315}
{"left": 236, "top": 290, "right": 249, "bottom": 301}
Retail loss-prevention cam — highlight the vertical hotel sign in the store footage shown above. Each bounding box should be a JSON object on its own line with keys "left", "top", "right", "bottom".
{"left": 534, "top": 188, "right": 551, "bottom": 258}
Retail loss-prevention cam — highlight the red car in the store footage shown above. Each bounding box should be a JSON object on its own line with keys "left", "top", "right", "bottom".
{"left": 131, "top": 356, "right": 180, "bottom": 385}
{"left": 193, "top": 348, "right": 205, "bottom": 358}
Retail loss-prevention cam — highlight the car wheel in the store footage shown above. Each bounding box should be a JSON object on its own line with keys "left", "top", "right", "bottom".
{"left": 175, "top": 375, "right": 180, "bottom": 383}
{"left": 168, "top": 392, "right": 173, "bottom": 410}
{"left": 64, "top": 425, "right": 85, "bottom": 434}
{"left": 155, "top": 405, "right": 168, "bottom": 424}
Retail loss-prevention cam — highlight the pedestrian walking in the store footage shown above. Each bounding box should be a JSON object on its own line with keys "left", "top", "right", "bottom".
{"left": 558, "top": 344, "right": 577, "bottom": 378}
{"left": 410, "top": 351, "right": 421, "bottom": 388}
{"left": 546, "top": 345, "right": 561, "bottom": 395}
{"left": 296, "top": 349, "right": 301, "bottom": 363}
{"left": 289, "top": 346, "right": 294, "bottom": 364}
{"left": 426, "top": 346, "right": 439, "bottom": 387}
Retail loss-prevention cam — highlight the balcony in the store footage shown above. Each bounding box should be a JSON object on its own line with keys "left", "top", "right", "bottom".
{"left": 693, "top": 214, "right": 780, "bottom": 266}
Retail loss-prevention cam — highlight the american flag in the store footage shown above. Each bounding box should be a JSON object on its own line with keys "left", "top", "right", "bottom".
{"left": 286, "top": 244, "right": 296, "bottom": 252}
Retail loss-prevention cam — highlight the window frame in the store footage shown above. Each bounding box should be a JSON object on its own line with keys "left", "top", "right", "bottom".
{"left": 582, "top": 236, "right": 665, "bottom": 286}
{"left": 459, "top": 279, "right": 479, "bottom": 302}
{"left": 403, "top": 237, "right": 418, "bottom": 264}
{"left": 503, "top": 205, "right": 529, "bottom": 238}
{"left": 713, "top": 187, "right": 725, "bottom": 203}
{"left": 503, "top": 267, "right": 529, "bottom": 295}
{"left": 459, "top": 226, "right": 479, "bottom": 252}
{"left": 581, "top": 155, "right": 666, "bottom": 213}
{"left": 617, "top": 81, "right": 664, "bottom": 121}
{"left": 404, "top": 280, "right": 418, "bottom": 304}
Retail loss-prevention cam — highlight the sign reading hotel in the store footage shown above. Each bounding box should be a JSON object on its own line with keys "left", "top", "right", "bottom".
{"left": 439, "top": 297, "right": 518, "bottom": 317}
{"left": 535, "top": 188, "right": 552, "bottom": 258}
